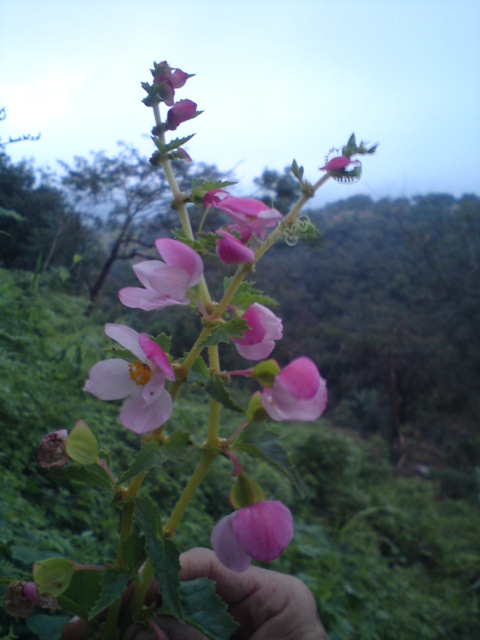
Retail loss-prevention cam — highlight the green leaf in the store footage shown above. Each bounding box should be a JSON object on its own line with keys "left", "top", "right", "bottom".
{"left": 118, "top": 434, "right": 191, "bottom": 484}
{"left": 291, "top": 159, "right": 304, "bottom": 182}
{"left": 191, "top": 179, "right": 237, "bottom": 205}
{"left": 66, "top": 420, "right": 99, "bottom": 465}
{"left": 48, "top": 463, "right": 115, "bottom": 491}
{"left": 233, "top": 423, "right": 300, "bottom": 491}
{"left": 152, "top": 332, "right": 172, "bottom": 353}
{"left": 188, "top": 355, "right": 211, "bottom": 384}
{"left": 0, "top": 206, "right": 24, "bottom": 222}
{"left": 58, "top": 570, "right": 103, "bottom": 620}
{"left": 200, "top": 318, "right": 248, "bottom": 347}
{"left": 181, "top": 578, "right": 238, "bottom": 640}
{"left": 225, "top": 279, "right": 278, "bottom": 312}
{"left": 152, "top": 134, "right": 195, "bottom": 154}
{"left": 26, "top": 614, "right": 71, "bottom": 640}
{"left": 88, "top": 568, "right": 130, "bottom": 620}
{"left": 134, "top": 495, "right": 183, "bottom": 621}
{"left": 206, "top": 374, "right": 244, "bottom": 413}
{"left": 33, "top": 558, "right": 76, "bottom": 597}
{"left": 122, "top": 532, "right": 147, "bottom": 574}
{"left": 118, "top": 442, "right": 168, "bottom": 484}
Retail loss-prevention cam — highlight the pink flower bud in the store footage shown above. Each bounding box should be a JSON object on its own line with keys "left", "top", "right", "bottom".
{"left": 153, "top": 62, "right": 191, "bottom": 106}
{"left": 22, "top": 582, "right": 38, "bottom": 605}
{"left": 37, "top": 430, "right": 68, "bottom": 469}
{"left": 233, "top": 303, "right": 283, "bottom": 360}
{"left": 320, "top": 156, "right": 360, "bottom": 172}
{"left": 167, "top": 99, "right": 197, "bottom": 130}
{"left": 261, "top": 357, "right": 327, "bottom": 422}
{"left": 216, "top": 229, "right": 255, "bottom": 265}
{"left": 211, "top": 500, "right": 293, "bottom": 572}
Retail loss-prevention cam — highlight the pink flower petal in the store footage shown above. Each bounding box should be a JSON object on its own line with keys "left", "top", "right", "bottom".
{"left": 139, "top": 334, "right": 175, "bottom": 381}
{"left": 276, "top": 357, "right": 321, "bottom": 400}
{"left": 119, "top": 389, "right": 173, "bottom": 434}
{"left": 211, "top": 514, "right": 252, "bottom": 573}
{"left": 119, "top": 286, "right": 181, "bottom": 311}
{"left": 216, "top": 230, "right": 255, "bottom": 265}
{"left": 84, "top": 359, "right": 135, "bottom": 400}
{"left": 233, "top": 501, "right": 294, "bottom": 563}
{"left": 155, "top": 238, "right": 203, "bottom": 285}
{"left": 233, "top": 304, "right": 283, "bottom": 361}
{"left": 105, "top": 324, "right": 145, "bottom": 361}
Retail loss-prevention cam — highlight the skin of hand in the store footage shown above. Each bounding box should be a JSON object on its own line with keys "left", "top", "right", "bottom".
{"left": 62, "top": 547, "right": 328, "bottom": 640}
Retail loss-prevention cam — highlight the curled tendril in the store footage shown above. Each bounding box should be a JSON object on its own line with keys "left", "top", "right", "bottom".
{"left": 283, "top": 215, "right": 314, "bottom": 246}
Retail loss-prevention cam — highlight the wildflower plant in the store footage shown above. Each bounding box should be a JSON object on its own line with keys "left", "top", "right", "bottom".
{"left": 4, "top": 60, "right": 376, "bottom": 638}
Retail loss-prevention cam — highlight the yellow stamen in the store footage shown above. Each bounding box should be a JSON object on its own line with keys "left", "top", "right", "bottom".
{"left": 129, "top": 361, "right": 151, "bottom": 385}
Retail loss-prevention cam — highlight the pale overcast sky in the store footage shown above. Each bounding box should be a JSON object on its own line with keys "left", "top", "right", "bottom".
{"left": 1, "top": 0, "right": 479, "bottom": 206}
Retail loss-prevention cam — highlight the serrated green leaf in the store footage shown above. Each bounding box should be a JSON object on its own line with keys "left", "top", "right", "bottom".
{"left": 48, "top": 463, "right": 115, "bottom": 491}
{"left": 118, "top": 442, "right": 168, "bottom": 484}
{"left": 58, "top": 570, "right": 103, "bottom": 620}
{"left": 152, "top": 134, "right": 195, "bottom": 154}
{"left": 134, "top": 495, "right": 182, "bottom": 620}
{"left": 200, "top": 318, "right": 248, "bottom": 347}
{"left": 88, "top": 569, "right": 130, "bottom": 620}
{"left": 191, "top": 179, "right": 237, "bottom": 205}
{"left": 118, "top": 434, "right": 191, "bottom": 484}
{"left": 233, "top": 423, "right": 301, "bottom": 491}
{"left": 225, "top": 279, "right": 278, "bottom": 311}
{"left": 188, "top": 355, "right": 211, "bottom": 384}
{"left": 206, "top": 374, "right": 244, "bottom": 413}
{"left": 181, "top": 578, "right": 238, "bottom": 640}
{"left": 152, "top": 332, "right": 172, "bottom": 353}
{"left": 164, "top": 430, "right": 192, "bottom": 455}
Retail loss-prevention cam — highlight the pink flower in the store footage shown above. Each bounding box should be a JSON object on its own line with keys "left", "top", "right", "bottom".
{"left": 261, "top": 357, "right": 327, "bottom": 422}
{"left": 216, "top": 229, "right": 255, "bottom": 265}
{"left": 84, "top": 324, "right": 175, "bottom": 434}
{"left": 211, "top": 500, "right": 294, "bottom": 572}
{"left": 167, "top": 99, "right": 197, "bottom": 131}
{"left": 233, "top": 303, "right": 283, "bottom": 360}
{"left": 119, "top": 238, "right": 203, "bottom": 311}
{"left": 320, "top": 156, "right": 361, "bottom": 172}
{"left": 204, "top": 190, "right": 282, "bottom": 240}
{"left": 153, "top": 61, "right": 190, "bottom": 106}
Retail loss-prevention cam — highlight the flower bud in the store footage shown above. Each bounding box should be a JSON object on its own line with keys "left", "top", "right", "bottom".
{"left": 37, "top": 430, "right": 68, "bottom": 469}
{"left": 167, "top": 99, "right": 197, "bottom": 131}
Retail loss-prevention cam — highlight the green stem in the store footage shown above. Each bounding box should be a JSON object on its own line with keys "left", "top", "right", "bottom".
{"left": 152, "top": 103, "right": 212, "bottom": 309}
{"left": 126, "top": 557, "right": 155, "bottom": 621}
{"left": 163, "top": 446, "right": 219, "bottom": 537}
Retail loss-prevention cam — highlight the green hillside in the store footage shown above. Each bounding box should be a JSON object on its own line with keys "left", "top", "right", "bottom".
{"left": 1, "top": 266, "right": 479, "bottom": 639}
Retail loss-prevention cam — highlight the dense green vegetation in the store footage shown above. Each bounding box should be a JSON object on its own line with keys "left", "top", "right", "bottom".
{"left": 1, "top": 149, "right": 480, "bottom": 638}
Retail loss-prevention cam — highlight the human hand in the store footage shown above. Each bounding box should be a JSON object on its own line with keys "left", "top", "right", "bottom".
{"left": 155, "top": 547, "right": 327, "bottom": 640}
{"left": 62, "top": 547, "right": 327, "bottom": 640}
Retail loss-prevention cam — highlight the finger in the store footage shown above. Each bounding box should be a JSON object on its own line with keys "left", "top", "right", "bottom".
{"left": 179, "top": 547, "right": 262, "bottom": 605}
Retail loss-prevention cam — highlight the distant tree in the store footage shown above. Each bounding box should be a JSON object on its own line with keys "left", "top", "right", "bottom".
{"left": 254, "top": 167, "right": 301, "bottom": 214}
{"left": 61, "top": 143, "right": 222, "bottom": 304}
{"left": 0, "top": 151, "right": 87, "bottom": 274}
